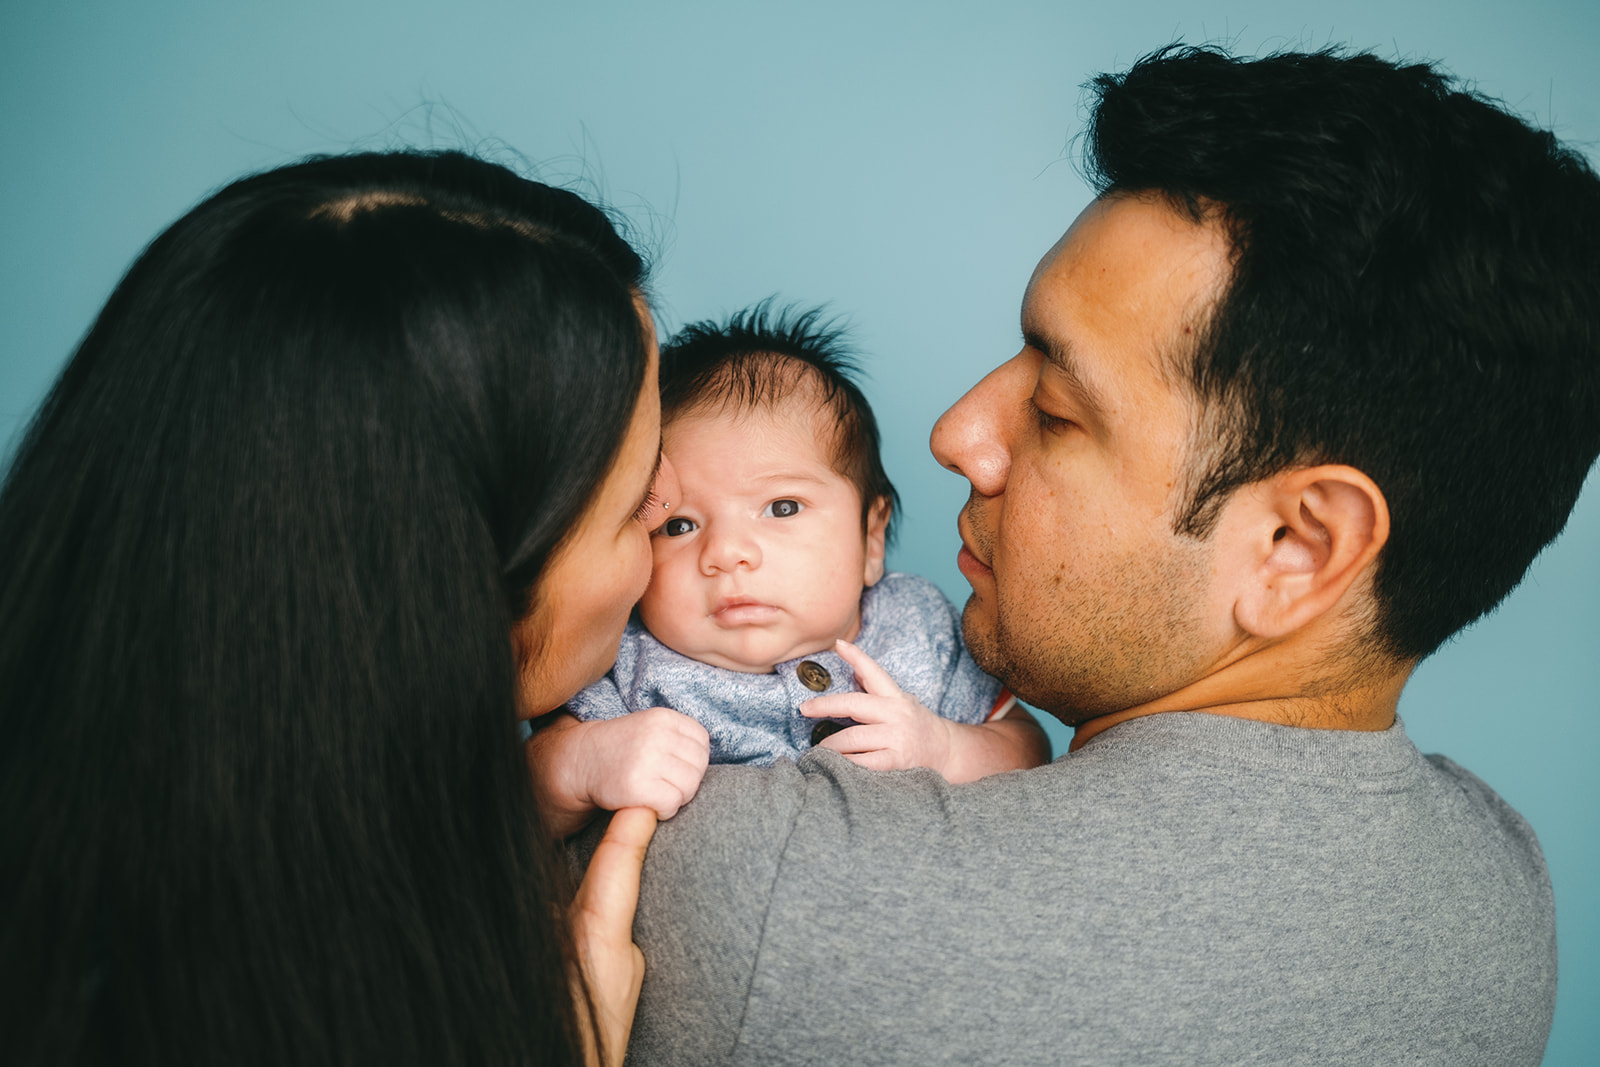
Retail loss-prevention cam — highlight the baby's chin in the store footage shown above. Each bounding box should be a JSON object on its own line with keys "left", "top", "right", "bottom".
{"left": 665, "top": 632, "right": 842, "bottom": 674}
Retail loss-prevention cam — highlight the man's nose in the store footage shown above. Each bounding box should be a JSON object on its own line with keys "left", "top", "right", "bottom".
{"left": 929, "top": 357, "right": 1017, "bottom": 497}
{"left": 700, "top": 522, "right": 760, "bottom": 575}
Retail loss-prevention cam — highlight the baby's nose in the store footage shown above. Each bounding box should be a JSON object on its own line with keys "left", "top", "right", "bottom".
{"left": 700, "top": 524, "right": 760, "bottom": 574}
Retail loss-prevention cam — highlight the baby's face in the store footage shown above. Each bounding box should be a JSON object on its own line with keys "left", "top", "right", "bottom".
{"left": 638, "top": 398, "right": 886, "bottom": 673}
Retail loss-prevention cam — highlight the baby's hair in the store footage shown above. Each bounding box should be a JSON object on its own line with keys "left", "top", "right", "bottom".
{"left": 660, "top": 298, "right": 900, "bottom": 543}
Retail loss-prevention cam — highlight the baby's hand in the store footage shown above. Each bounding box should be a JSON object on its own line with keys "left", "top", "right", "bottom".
{"left": 576, "top": 707, "right": 711, "bottom": 818}
{"left": 799, "top": 639, "right": 955, "bottom": 775}
{"left": 528, "top": 709, "right": 710, "bottom": 837}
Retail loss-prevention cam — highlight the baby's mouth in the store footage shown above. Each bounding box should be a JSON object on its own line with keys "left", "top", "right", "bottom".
{"left": 712, "top": 595, "right": 779, "bottom": 625}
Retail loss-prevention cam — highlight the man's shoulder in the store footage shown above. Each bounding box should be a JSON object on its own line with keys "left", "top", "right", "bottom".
{"left": 633, "top": 745, "right": 1052, "bottom": 919}
{"left": 628, "top": 721, "right": 1556, "bottom": 1066}
{"left": 1418, "top": 750, "right": 1553, "bottom": 894}
{"left": 641, "top": 748, "right": 1018, "bottom": 866}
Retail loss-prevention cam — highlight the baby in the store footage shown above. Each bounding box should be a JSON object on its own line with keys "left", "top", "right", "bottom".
{"left": 529, "top": 305, "right": 1048, "bottom": 834}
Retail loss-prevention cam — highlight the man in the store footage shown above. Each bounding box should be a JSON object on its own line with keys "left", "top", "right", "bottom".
{"left": 597, "top": 47, "right": 1600, "bottom": 1064}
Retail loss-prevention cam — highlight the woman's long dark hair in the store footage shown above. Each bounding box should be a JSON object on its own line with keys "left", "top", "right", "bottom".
{"left": 0, "top": 151, "right": 648, "bottom": 1064}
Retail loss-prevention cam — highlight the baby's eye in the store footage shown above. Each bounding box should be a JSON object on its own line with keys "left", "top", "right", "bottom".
{"left": 763, "top": 499, "right": 804, "bottom": 519}
{"left": 661, "top": 516, "right": 697, "bottom": 537}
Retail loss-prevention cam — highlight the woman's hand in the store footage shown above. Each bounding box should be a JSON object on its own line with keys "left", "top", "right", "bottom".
{"left": 570, "top": 806, "right": 657, "bottom": 1067}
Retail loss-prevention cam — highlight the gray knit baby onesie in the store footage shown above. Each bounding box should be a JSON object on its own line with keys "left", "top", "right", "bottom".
{"left": 568, "top": 573, "right": 1006, "bottom": 765}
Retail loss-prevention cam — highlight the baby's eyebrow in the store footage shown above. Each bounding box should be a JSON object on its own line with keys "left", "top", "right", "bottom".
{"left": 750, "top": 469, "right": 833, "bottom": 487}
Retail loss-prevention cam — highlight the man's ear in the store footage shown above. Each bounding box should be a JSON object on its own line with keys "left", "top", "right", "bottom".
{"left": 862, "top": 496, "right": 891, "bottom": 587}
{"left": 1231, "top": 466, "right": 1390, "bottom": 640}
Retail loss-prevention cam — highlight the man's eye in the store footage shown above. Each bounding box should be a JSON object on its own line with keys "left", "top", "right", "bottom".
{"left": 1029, "top": 397, "right": 1071, "bottom": 433}
{"left": 763, "top": 499, "right": 804, "bottom": 518}
{"left": 662, "top": 517, "right": 697, "bottom": 537}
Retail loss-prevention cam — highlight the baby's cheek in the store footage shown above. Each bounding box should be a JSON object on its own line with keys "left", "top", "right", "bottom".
{"left": 645, "top": 535, "right": 685, "bottom": 586}
{"left": 797, "top": 563, "right": 869, "bottom": 636}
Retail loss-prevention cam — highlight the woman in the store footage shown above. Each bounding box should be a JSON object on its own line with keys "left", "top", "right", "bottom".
{"left": 0, "top": 151, "right": 672, "bottom": 1064}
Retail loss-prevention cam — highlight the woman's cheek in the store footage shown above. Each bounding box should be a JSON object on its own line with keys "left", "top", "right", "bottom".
{"left": 626, "top": 527, "right": 655, "bottom": 604}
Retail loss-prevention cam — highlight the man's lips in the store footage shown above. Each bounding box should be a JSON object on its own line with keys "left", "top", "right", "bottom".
{"left": 956, "top": 542, "right": 993, "bottom": 580}
{"left": 955, "top": 509, "right": 994, "bottom": 581}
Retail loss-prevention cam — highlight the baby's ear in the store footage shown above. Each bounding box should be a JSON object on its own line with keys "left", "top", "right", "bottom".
{"left": 862, "top": 496, "right": 891, "bottom": 587}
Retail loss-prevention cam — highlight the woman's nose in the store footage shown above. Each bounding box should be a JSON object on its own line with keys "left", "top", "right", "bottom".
{"left": 930, "top": 356, "right": 1017, "bottom": 497}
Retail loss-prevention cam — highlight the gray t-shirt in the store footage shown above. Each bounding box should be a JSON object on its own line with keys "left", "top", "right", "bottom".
{"left": 586, "top": 712, "right": 1555, "bottom": 1065}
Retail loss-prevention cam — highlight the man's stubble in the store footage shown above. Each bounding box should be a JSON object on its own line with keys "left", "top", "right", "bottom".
{"left": 958, "top": 493, "right": 1218, "bottom": 728}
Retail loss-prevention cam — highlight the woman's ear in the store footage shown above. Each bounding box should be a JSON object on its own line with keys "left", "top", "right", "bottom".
{"left": 1232, "top": 465, "right": 1390, "bottom": 639}
{"left": 862, "top": 496, "right": 891, "bottom": 587}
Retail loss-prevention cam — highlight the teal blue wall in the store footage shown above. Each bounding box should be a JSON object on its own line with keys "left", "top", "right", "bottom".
{"left": 3, "top": 2, "right": 1595, "bottom": 1061}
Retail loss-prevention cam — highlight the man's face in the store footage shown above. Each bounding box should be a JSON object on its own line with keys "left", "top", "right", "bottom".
{"left": 929, "top": 194, "right": 1236, "bottom": 725}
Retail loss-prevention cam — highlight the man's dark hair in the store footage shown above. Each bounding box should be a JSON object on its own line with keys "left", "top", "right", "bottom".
{"left": 1086, "top": 45, "right": 1600, "bottom": 660}
{"left": 659, "top": 300, "right": 901, "bottom": 543}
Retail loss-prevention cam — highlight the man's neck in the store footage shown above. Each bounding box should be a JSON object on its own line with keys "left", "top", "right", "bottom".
{"left": 1067, "top": 657, "right": 1412, "bottom": 752}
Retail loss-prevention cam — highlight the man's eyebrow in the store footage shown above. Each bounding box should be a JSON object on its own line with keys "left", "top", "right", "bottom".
{"left": 1022, "top": 324, "right": 1111, "bottom": 423}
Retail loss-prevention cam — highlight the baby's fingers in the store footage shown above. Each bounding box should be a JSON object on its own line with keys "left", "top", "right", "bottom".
{"left": 799, "top": 693, "right": 860, "bottom": 719}
{"left": 604, "top": 775, "right": 688, "bottom": 821}
{"left": 658, "top": 724, "right": 711, "bottom": 773}
{"left": 817, "top": 722, "right": 892, "bottom": 755}
{"left": 801, "top": 692, "right": 900, "bottom": 725}
{"left": 636, "top": 706, "right": 711, "bottom": 745}
{"left": 833, "top": 639, "right": 902, "bottom": 696}
{"left": 660, "top": 750, "right": 710, "bottom": 810}
{"left": 835, "top": 747, "right": 910, "bottom": 772}
{"left": 628, "top": 751, "right": 709, "bottom": 819}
